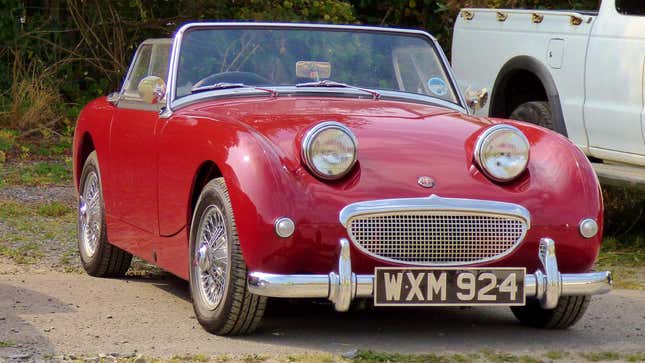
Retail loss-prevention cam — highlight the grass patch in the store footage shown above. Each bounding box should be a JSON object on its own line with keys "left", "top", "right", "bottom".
{"left": 580, "top": 352, "right": 621, "bottom": 362}
{"left": 626, "top": 353, "right": 645, "bottom": 362}
{"left": 0, "top": 340, "right": 14, "bottom": 348}
{"left": 597, "top": 235, "right": 645, "bottom": 290}
{"left": 544, "top": 351, "right": 566, "bottom": 360}
{"left": 0, "top": 242, "right": 44, "bottom": 264}
{"left": 242, "top": 354, "right": 268, "bottom": 363}
{"left": 285, "top": 353, "right": 336, "bottom": 363}
{"left": 0, "top": 160, "right": 72, "bottom": 186}
{"left": 169, "top": 354, "right": 210, "bottom": 363}
{"left": 0, "top": 200, "right": 76, "bottom": 267}
{"left": 36, "top": 201, "right": 73, "bottom": 217}
{"left": 353, "top": 350, "right": 456, "bottom": 363}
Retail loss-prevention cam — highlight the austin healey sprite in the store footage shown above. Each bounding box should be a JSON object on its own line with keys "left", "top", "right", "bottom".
{"left": 73, "top": 22, "right": 612, "bottom": 335}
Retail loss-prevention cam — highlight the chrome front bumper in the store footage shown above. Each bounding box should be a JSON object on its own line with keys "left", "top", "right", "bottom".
{"left": 247, "top": 238, "right": 612, "bottom": 312}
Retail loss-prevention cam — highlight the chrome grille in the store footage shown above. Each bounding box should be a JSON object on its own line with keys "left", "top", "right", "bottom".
{"left": 347, "top": 212, "right": 527, "bottom": 265}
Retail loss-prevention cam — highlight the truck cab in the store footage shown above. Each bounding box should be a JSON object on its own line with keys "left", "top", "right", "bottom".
{"left": 452, "top": 0, "right": 645, "bottom": 185}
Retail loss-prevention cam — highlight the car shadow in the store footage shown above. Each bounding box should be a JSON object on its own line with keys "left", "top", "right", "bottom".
{"left": 138, "top": 272, "right": 625, "bottom": 354}
{"left": 0, "top": 283, "right": 74, "bottom": 359}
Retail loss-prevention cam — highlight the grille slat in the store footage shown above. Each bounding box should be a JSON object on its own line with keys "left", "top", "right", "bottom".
{"left": 347, "top": 212, "right": 526, "bottom": 265}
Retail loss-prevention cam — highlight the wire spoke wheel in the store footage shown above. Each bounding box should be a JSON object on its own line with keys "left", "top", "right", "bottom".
{"left": 79, "top": 171, "right": 101, "bottom": 258}
{"left": 194, "top": 205, "right": 229, "bottom": 310}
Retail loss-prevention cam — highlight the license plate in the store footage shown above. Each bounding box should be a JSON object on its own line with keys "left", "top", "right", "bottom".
{"left": 374, "top": 267, "right": 526, "bottom": 306}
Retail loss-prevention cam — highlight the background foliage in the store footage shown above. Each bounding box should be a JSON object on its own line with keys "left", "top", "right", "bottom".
{"left": 1, "top": 0, "right": 598, "bottom": 133}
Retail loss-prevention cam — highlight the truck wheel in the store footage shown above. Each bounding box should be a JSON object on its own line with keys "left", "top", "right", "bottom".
{"left": 189, "top": 178, "right": 266, "bottom": 335}
{"left": 511, "top": 295, "right": 590, "bottom": 329}
{"left": 509, "top": 101, "right": 555, "bottom": 131}
{"left": 78, "top": 151, "right": 132, "bottom": 277}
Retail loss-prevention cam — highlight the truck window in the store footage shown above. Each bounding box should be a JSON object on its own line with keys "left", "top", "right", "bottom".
{"left": 616, "top": 0, "right": 645, "bottom": 16}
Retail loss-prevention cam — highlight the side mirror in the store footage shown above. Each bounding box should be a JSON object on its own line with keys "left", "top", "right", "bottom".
{"left": 106, "top": 92, "right": 120, "bottom": 105}
{"left": 137, "top": 76, "right": 166, "bottom": 104}
{"left": 465, "top": 88, "right": 489, "bottom": 113}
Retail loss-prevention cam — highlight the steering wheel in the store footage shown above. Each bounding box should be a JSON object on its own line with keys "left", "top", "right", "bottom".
{"left": 194, "top": 71, "right": 274, "bottom": 88}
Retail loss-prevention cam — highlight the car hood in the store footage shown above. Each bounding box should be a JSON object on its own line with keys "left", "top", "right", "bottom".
{"left": 191, "top": 96, "right": 489, "bottom": 183}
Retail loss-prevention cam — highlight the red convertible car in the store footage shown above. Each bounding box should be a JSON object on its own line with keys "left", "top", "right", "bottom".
{"left": 73, "top": 22, "right": 611, "bottom": 335}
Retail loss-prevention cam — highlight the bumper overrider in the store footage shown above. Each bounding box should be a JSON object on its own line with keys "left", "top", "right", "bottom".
{"left": 247, "top": 196, "right": 612, "bottom": 311}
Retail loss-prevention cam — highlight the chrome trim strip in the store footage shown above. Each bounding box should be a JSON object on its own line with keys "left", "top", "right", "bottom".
{"left": 170, "top": 87, "right": 467, "bottom": 114}
{"left": 165, "top": 22, "right": 469, "bottom": 115}
{"left": 339, "top": 194, "right": 531, "bottom": 227}
{"left": 247, "top": 238, "right": 612, "bottom": 311}
{"left": 339, "top": 194, "right": 531, "bottom": 266}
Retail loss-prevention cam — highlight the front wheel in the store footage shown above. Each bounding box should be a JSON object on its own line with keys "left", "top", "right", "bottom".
{"left": 189, "top": 178, "right": 266, "bottom": 335}
{"left": 78, "top": 151, "right": 132, "bottom": 277}
{"left": 511, "top": 295, "right": 590, "bottom": 329}
{"left": 509, "top": 101, "right": 555, "bottom": 131}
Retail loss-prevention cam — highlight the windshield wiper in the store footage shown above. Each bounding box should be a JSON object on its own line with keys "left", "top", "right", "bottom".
{"left": 296, "top": 80, "right": 381, "bottom": 100}
{"left": 191, "top": 82, "right": 277, "bottom": 96}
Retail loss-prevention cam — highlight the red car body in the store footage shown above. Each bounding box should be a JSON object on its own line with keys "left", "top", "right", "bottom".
{"left": 73, "top": 95, "right": 603, "bottom": 281}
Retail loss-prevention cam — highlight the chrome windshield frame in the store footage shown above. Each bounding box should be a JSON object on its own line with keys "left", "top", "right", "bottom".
{"left": 164, "top": 22, "right": 469, "bottom": 117}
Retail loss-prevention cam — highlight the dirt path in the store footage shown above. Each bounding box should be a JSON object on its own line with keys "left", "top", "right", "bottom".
{"left": 0, "top": 266, "right": 643, "bottom": 360}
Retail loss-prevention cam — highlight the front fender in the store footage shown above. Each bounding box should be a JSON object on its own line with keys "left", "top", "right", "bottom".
{"left": 156, "top": 112, "right": 304, "bottom": 272}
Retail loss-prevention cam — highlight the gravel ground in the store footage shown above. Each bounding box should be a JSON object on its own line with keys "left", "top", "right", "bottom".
{"left": 0, "top": 271, "right": 643, "bottom": 362}
{"left": 0, "top": 186, "right": 644, "bottom": 363}
{"left": 0, "top": 186, "right": 79, "bottom": 273}
{"left": 0, "top": 186, "right": 76, "bottom": 205}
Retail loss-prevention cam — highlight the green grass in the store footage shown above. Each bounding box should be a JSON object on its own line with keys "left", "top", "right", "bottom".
{"left": 0, "top": 159, "right": 72, "bottom": 186}
{"left": 544, "top": 351, "right": 566, "bottom": 360}
{"left": 597, "top": 235, "right": 645, "bottom": 290}
{"left": 0, "top": 200, "right": 76, "bottom": 266}
{"left": 0, "top": 340, "right": 15, "bottom": 348}
{"left": 36, "top": 201, "right": 73, "bottom": 217}
{"left": 0, "top": 129, "right": 18, "bottom": 153}
{"left": 580, "top": 352, "right": 622, "bottom": 362}
{"left": 0, "top": 242, "right": 45, "bottom": 264}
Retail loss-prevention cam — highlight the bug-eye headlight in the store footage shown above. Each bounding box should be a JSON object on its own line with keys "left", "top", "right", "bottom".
{"left": 302, "top": 121, "right": 357, "bottom": 180}
{"left": 474, "top": 124, "right": 530, "bottom": 182}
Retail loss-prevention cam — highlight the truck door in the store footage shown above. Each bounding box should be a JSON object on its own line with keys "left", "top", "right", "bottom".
{"left": 584, "top": 0, "right": 645, "bottom": 156}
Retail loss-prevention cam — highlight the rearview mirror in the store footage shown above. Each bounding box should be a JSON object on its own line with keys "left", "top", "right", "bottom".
{"left": 296, "top": 61, "right": 331, "bottom": 81}
{"left": 137, "top": 76, "right": 166, "bottom": 104}
{"left": 465, "top": 88, "right": 489, "bottom": 113}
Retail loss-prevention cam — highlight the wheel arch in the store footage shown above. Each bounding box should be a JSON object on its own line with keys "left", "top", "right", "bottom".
{"left": 490, "top": 56, "right": 568, "bottom": 136}
{"left": 187, "top": 160, "right": 224, "bottom": 231}
{"left": 75, "top": 132, "right": 96, "bottom": 190}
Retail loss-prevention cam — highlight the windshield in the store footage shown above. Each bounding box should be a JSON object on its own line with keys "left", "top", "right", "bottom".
{"left": 174, "top": 26, "right": 459, "bottom": 105}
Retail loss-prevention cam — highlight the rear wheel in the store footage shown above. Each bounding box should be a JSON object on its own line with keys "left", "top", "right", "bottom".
{"left": 189, "top": 178, "right": 266, "bottom": 335}
{"left": 509, "top": 101, "right": 555, "bottom": 131}
{"left": 78, "top": 151, "right": 132, "bottom": 277}
{"left": 511, "top": 295, "right": 590, "bottom": 329}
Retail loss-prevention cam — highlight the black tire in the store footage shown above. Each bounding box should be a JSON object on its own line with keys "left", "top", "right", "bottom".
{"left": 511, "top": 295, "right": 590, "bottom": 329}
{"left": 189, "top": 178, "right": 266, "bottom": 335}
{"left": 78, "top": 151, "right": 132, "bottom": 277}
{"left": 509, "top": 101, "right": 555, "bottom": 131}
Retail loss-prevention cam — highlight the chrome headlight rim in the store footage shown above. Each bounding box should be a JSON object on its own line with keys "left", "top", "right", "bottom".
{"left": 474, "top": 124, "right": 530, "bottom": 182}
{"left": 301, "top": 121, "right": 358, "bottom": 180}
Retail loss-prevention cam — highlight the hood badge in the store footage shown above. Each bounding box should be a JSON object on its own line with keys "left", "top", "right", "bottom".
{"left": 417, "top": 176, "right": 436, "bottom": 188}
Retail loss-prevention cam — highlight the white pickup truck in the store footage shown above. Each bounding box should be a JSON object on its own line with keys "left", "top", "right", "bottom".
{"left": 452, "top": 0, "right": 645, "bottom": 185}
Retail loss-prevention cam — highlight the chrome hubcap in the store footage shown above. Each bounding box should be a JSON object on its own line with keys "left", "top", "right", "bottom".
{"left": 194, "top": 205, "right": 229, "bottom": 310}
{"left": 79, "top": 171, "right": 101, "bottom": 258}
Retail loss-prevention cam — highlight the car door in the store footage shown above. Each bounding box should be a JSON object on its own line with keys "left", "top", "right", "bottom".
{"left": 584, "top": 0, "right": 645, "bottom": 156}
{"left": 108, "top": 40, "right": 171, "bottom": 237}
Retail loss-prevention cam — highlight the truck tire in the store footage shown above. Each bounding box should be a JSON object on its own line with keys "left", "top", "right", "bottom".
{"left": 511, "top": 295, "right": 590, "bottom": 329}
{"left": 78, "top": 151, "right": 132, "bottom": 277}
{"left": 509, "top": 101, "right": 555, "bottom": 131}
{"left": 189, "top": 178, "right": 267, "bottom": 335}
